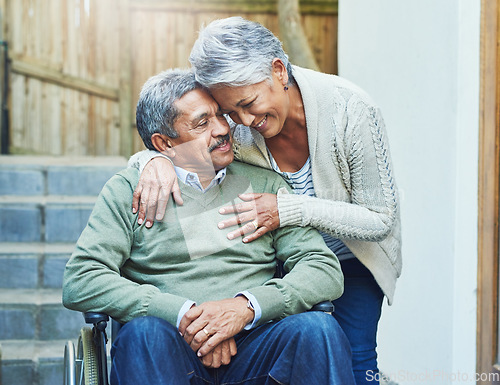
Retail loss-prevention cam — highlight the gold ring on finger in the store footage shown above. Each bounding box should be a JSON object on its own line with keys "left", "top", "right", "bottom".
{"left": 202, "top": 328, "right": 210, "bottom": 337}
{"left": 251, "top": 219, "right": 259, "bottom": 229}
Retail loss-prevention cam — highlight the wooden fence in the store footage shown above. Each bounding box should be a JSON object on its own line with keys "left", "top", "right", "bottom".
{"left": 0, "top": 0, "right": 338, "bottom": 156}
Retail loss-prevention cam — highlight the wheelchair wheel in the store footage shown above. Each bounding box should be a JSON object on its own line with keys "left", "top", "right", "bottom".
{"left": 63, "top": 340, "right": 76, "bottom": 385}
{"left": 77, "top": 327, "right": 99, "bottom": 385}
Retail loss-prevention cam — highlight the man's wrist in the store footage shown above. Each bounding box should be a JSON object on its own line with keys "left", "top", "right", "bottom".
{"left": 235, "top": 295, "right": 255, "bottom": 324}
{"left": 235, "top": 291, "right": 261, "bottom": 329}
{"left": 245, "top": 297, "right": 255, "bottom": 320}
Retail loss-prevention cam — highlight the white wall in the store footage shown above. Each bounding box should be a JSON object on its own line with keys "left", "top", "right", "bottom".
{"left": 337, "top": 1, "right": 480, "bottom": 384}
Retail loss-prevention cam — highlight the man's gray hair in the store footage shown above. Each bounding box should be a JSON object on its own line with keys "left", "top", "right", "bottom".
{"left": 136, "top": 68, "right": 203, "bottom": 150}
{"left": 189, "top": 16, "right": 293, "bottom": 88}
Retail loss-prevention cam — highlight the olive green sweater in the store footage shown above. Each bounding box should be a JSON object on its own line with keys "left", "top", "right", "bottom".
{"left": 62, "top": 161, "right": 343, "bottom": 327}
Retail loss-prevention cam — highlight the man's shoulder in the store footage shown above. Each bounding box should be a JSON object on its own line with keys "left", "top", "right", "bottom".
{"left": 115, "top": 167, "right": 140, "bottom": 183}
{"left": 100, "top": 167, "right": 140, "bottom": 197}
{"left": 226, "top": 161, "right": 290, "bottom": 194}
{"left": 227, "top": 161, "right": 280, "bottom": 181}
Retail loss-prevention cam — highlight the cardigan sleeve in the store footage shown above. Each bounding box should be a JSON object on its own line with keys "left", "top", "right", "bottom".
{"left": 277, "top": 102, "right": 399, "bottom": 242}
{"left": 245, "top": 176, "right": 344, "bottom": 325}
{"left": 128, "top": 149, "right": 171, "bottom": 174}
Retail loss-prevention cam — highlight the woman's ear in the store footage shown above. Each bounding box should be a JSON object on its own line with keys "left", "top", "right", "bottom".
{"left": 151, "top": 133, "right": 176, "bottom": 158}
{"left": 271, "top": 58, "right": 289, "bottom": 86}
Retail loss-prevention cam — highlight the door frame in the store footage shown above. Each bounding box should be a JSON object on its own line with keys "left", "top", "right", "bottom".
{"left": 477, "top": 0, "right": 500, "bottom": 383}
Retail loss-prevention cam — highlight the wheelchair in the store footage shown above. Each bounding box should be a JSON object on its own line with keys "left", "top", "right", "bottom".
{"left": 63, "top": 300, "right": 334, "bottom": 385}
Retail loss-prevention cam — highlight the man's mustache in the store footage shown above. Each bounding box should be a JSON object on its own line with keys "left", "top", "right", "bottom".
{"left": 208, "top": 134, "right": 231, "bottom": 153}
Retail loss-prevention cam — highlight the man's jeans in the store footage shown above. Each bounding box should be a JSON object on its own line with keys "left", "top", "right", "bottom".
{"left": 110, "top": 312, "right": 355, "bottom": 385}
{"left": 333, "top": 258, "right": 385, "bottom": 385}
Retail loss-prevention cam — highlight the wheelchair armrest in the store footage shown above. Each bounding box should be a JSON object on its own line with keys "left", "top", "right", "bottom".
{"left": 84, "top": 312, "right": 109, "bottom": 324}
{"left": 309, "top": 301, "right": 335, "bottom": 314}
{"left": 83, "top": 312, "right": 109, "bottom": 332}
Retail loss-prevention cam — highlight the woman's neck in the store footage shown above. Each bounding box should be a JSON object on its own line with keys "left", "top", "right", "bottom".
{"left": 264, "top": 83, "right": 310, "bottom": 172}
{"left": 280, "top": 82, "right": 306, "bottom": 138}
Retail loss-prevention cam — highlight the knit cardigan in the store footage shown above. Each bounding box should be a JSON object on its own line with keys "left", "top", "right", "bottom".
{"left": 129, "top": 66, "right": 402, "bottom": 304}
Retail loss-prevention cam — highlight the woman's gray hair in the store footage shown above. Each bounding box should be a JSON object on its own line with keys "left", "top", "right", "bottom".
{"left": 136, "top": 68, "right": 203, "bottom": 150}
{"left": 189, "top": 16, "right": 293, "bottom": 88}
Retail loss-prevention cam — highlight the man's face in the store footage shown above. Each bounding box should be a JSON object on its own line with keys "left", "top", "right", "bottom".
{"left": 168, "top": 89, "right": 234, "bottom": 173}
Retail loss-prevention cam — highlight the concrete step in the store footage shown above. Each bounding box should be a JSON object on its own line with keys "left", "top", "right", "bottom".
{"left": 0, "top": 243, "right": 74, "bottom": 289}
{"left": 1, "top": 333, "right": 113, "bottom": 385}
{"left": 0, "top": 197, "right": 96, "bottom": 243}
{"left": 1, "top": 326, "right": 112, "bottom": 385}
{"left": 1, "top": 339, "right": 70, "bottom": 385}
{"left": 0, "top": 155, "right": 127, "bottom": 196}
{"left": 0, "top": 156, "right": 127, "bottom": 385}
{"left": 0, "top": 289, "right": 82, "bottom": 341}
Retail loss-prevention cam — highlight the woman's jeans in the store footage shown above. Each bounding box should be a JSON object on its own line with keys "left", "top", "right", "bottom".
{"left": 333, "top": 258, "right": 385, "bottom": 385}
{"left": 110, "top": 312, "right": 355, "bottom": 385}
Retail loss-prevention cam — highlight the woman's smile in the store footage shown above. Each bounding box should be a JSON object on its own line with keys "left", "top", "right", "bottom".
{"left": 252, "top": 115, "right": 268, "bottom": 131}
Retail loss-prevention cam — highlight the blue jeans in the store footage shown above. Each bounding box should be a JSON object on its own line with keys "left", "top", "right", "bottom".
{"left": 333, "top": 258, "right": 384, "bottom": 385}
{"left": 110, "top": 312, "right": 355, "bottom": 385}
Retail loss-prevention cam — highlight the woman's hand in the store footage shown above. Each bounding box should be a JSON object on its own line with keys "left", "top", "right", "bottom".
{"left": 218, "top": 193, "right": 279, "bottom": 243}
{"left": 132, "top": 157, "right": 183, "bottom": 227}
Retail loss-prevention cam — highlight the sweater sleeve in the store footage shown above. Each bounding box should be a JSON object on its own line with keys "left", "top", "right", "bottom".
{"left": 245, "top": 178, "right": 344, "bottom": 325}
{"left": 128, "top": 149, "right": 170, "bottom": 174}
{"left": 62, "top": 171, "right": 190, "bottom": 326}
{"left": 277, "top": 103, "right": 399, "bottom": 242}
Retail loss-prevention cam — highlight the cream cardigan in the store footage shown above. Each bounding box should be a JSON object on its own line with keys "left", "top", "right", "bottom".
{"left": 129, "top": 66, "right": 402, "bottom": 304}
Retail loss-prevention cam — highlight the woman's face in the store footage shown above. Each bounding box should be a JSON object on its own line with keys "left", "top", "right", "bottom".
{"left": 210, "top": 60, "right": 290, "bottom": 139}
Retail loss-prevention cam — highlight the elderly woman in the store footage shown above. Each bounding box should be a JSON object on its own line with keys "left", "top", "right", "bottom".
{"left": 129, "top": 17, "right": 401, "bottom": 385}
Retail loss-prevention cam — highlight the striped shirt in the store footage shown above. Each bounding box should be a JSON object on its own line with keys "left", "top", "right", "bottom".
{"left": 269, "top": 152, "right": 353, "bottom": 260}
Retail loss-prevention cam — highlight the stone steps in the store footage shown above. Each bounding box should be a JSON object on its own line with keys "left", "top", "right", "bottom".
{"left": 0, "top": 155, "right": 126, "bottom": 385}
{"left": 0, "top": 289, "right": 83, "bottom": 342}
{"left": 0, "top": 243, "right": 74, "bottom": 290}
{"left": 0, "top": 198, "right": 96, "bottom": 243}
{"left": 1, "top": 339, "right": 74, "bottom": 385}
{"left": 0, "top": 156, "right": 127, "bottom": 197}
{"left": 0, "top": 289, "right": 84, "bottom": 384}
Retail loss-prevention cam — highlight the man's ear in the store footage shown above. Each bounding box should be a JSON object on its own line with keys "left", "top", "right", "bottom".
{"left": 271, "top": 58, "right": 288, "bottom": 86}
{"left": 151, "top": 133, "right": 176, "bottom": 158}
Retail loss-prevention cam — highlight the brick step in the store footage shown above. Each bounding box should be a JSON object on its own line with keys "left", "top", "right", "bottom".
{"left": 0, "top": 243, "right": 74, "bottom": 289}
{"left": 1, "top": 333, "right": 113, "bottom": 385}
{"left": 0, "top": 289, "right": 82, "bottom": 341}
{"left": 1, "top": 339, "right": 72, "bottom": 385}
{"left": 0, "top": 156, "right": 127, "bottom": 385}
{"left": 0, "top": 155, "right": 127, "bottom": 196}
{"left": 0, "top": 198, "right": 96, "bottom": 243}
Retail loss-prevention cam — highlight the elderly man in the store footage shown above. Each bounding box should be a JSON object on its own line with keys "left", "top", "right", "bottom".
{"left": 62, "top": 69, "right": 355, "bottom": 385}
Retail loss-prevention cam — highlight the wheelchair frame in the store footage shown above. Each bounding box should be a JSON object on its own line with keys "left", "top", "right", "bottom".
{"left": 64, "top": 312, "right": 112, "bottom": 385}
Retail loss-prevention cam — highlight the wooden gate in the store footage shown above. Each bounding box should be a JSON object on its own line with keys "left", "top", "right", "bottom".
{"left": 0, "top": 0, "right": 338, "bottom": 156}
